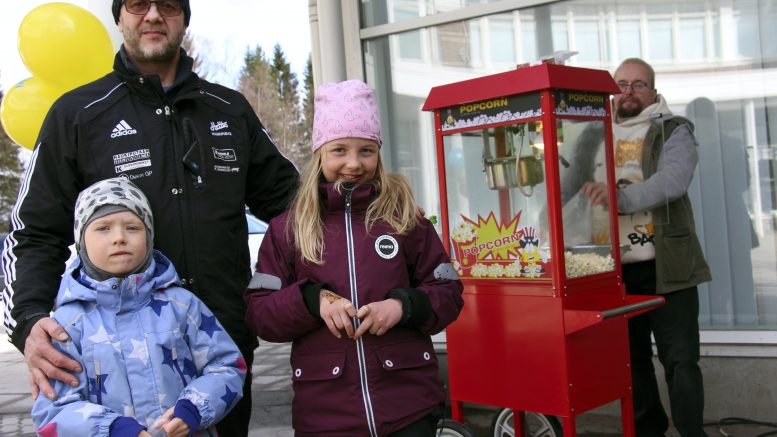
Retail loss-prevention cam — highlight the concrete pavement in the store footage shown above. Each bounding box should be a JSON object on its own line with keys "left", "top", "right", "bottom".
{"left": 0, "top": 332, "right": 630, "bottom": 437}
{"left": 3, "top": 333, "right": 727, "bottom": 437}
{"left": 0, "top": 334, "right": 624, "bottom": 437}
{"left": 0, "top": 336, "right": 295, "bottom": 437}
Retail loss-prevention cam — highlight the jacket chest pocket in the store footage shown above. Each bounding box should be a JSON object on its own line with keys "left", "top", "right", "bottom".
{"left": 203, "top": 140, "right": 247, "bottom": 187}
{"left": 81, "top": 341, "right": 125, "bottom": 405}
{"left": 146, "top": 328, "right": 197, "bottom": 386}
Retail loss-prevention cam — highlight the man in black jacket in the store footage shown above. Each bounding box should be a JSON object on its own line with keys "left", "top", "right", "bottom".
{"left": 1, "top": 1, "right": 298, "bottom": 435}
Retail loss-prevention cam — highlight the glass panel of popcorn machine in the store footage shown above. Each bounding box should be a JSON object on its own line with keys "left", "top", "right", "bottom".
{"left": 444, "top": 121, "right": 550, "bottom": 281}
{"left": 557, "top": 119, "right": 616, "bottom": 278}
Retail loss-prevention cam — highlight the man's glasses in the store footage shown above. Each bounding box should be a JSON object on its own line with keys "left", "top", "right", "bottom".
{"left": 124, "top": 0, "right": 183, "bottom": 17}
{"left": 617, "top": 80, "right": 650, "bottom": 92}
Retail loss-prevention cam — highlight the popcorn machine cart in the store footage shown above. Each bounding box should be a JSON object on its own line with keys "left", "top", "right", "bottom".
{"left": 422, "top": 64, "right": 664, "bottom": 437}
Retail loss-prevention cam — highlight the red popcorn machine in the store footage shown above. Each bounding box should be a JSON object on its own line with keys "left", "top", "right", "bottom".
{"left": 422, "top": 63, "right": 664, "bottom": 436}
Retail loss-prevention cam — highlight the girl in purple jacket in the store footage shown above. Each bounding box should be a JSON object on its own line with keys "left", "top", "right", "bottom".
{"left": 245, "top": 79, "right": 464, "bottom": 436}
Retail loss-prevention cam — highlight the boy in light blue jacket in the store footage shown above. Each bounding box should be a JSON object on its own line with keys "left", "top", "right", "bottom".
{"left": 31, "top": 177, "right": 246, "bottom": 437}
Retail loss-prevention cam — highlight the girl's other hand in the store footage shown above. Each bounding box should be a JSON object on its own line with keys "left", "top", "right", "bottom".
{"left": 353, "top": 299, "right": 402, "bottom": 339}
{"left": 148, "top": 407, "right": 172, "bottom": 437}
{"left": 319, "top": 290, "right": 357, "bottom": 338}
{"left": 162, "top": 418, "right": 190, "bottom": 437}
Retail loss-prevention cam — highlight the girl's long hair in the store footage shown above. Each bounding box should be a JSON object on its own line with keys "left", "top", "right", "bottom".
{"left": 289, "top": 149, "right": 419, "bottom": 265}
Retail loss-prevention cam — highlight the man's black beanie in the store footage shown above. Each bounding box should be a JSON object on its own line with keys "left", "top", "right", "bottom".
{"left": 112, "top": 0, "right": 191, "bottom": 26}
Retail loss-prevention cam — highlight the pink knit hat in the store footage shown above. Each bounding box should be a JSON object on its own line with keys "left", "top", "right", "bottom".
{"left": 312, "top": 80, "right": 382, "bottom": 152}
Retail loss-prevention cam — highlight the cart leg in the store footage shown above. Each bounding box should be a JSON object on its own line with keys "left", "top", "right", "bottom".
{"left": 514, "top": 410, "right": 527, "bottom": 437}
{"left": 561, "top": 415, "right": 577, "bottom": 437}
{"left": 451, "top": 400, "right": 464, "bottom": 423}
{"left": 620, "top": 395, "right": 636, "bottom": 437}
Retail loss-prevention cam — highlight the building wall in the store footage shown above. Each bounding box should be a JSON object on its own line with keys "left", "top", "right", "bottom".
{"left": 586, "top": 353, "right": 777, "bottom": 422}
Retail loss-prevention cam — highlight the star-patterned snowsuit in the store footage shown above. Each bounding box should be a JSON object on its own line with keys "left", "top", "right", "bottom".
{"left": 31, "top": 251, "right": 246, "bottom": 437}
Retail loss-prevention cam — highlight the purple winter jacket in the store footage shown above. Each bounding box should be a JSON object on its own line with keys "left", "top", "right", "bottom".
{"left": 245, "top": 182, "right": 463, "bottom": 436}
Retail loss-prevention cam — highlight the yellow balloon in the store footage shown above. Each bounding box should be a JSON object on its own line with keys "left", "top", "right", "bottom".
{"left": 18, "top": 2, "right": 114, "bottom": 88}
{"left": 0, "top": 77, "right": 67, "bottom": 150}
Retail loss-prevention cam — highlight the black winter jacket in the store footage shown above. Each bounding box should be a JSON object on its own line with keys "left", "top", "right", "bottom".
{"left": 2, "top": 48, "right": 298, "bottom": 352}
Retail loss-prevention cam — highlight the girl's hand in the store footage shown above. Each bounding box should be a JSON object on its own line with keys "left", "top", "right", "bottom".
{"left": 162, "top": 418, "right": 190, "bottom": 437}
{"left": 353, "top": 299, "right": 403, "bottom": 339}
{"left": 319, "top": 290, "right": 357, "bottom": 338}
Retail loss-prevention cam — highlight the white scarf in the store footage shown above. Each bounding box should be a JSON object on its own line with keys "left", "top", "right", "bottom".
{"left": 610, "top": 94, "right": 671, "bottom": 263}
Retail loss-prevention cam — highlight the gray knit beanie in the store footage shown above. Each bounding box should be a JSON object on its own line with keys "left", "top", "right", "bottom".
{"left": 74, "top": 177, "right": 154, "bottom": 253}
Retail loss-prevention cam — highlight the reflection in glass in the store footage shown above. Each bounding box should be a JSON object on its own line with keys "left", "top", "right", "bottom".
{"left": 362, "top": 0, "right": 504, "bottom": 27}
{"left": 364, "top": 0, "right": 777, "bottom": 328}
{"left": 647, "top": 19, "right": 673, "bottom": 61}
{"left": 489, "top": 18, "right": 516, "bottom": 64}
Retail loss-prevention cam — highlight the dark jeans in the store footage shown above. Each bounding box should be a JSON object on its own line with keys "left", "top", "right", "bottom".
{"left": 215, "top": 344, "right": 254, "bottom": 437}
{"left": 622, "top": 261, "right": 706, "bottom": 437}
{"left": 387, "top": 405, "right": 444, "bottom": 437}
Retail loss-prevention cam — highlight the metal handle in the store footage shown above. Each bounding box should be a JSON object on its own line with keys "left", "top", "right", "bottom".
{"left": 601, "top": 297, "right": 664, "bottom": 319}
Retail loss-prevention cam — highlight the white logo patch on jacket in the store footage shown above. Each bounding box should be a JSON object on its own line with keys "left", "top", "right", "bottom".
{"left": 210, "top": 121, "right": 232, "bottom": 136}
{"left": 375, "top": 235, "right": 399, "bottom": 259}
{"left": 111, "top": 120, "right": 137, "bottom": 138}
{"left": 212, "top": 148, "right": 237, "bottom": 161}
{"left": 113, "top": 149, "right": 151, "bottom": 173}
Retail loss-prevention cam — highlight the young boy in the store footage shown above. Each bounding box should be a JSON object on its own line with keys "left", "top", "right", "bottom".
{"left": 31, "top": 177, "right": 246, "bottom": 437}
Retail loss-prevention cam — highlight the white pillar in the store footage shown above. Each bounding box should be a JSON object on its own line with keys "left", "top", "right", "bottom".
{"left": 341, "top": 0, "right": 364, "bottom": 80}
{"left": 308, "top": 0, "right": 323, "bottom": 89}
{"left": 313, "top": 0, "right": 347, "bottom": 85}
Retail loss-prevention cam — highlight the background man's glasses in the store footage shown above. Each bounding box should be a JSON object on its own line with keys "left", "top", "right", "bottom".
{"left": 617, "top": 81, "right": 650, "bottom": 92}
{"left": 124, "top": 0, "right": 183, "bottom": 17}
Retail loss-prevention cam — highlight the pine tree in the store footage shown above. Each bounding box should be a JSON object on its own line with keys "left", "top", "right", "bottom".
{"left": 0, "top": 90, "right": 25, "bottom": 230}
{"left": 238, "top": 46, "right": 283, "bottom": 147}
{"left": 238, "top": 45, "right": 308, "bottom": 168}
{"left": 300, "top": 55, "right": 315, "bottom": 162}
{"left": 182, "top": 32, "right": 205, "bottom": 77}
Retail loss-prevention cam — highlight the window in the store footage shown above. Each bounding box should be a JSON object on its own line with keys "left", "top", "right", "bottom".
{"left": 363, "top": 0, "right": 777, "bottom": 330}
{"left": 488, "top": 18, "right": 515, "bottom": 64}
{"left": 575, "top": 20, "right": 602, "bottom": 64}
{"left": 617, "top": 20, "right": 641, "bottom": 60}
{"left": 678, "top": 18, "right": 705, "bottom": 61}
{"left": 647, "top": 18, "right": 673, "bottom": 62}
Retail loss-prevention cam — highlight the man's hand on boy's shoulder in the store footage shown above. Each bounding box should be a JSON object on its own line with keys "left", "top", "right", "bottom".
{"left": 25, "top": 317, "right": 81, "bottom": 400}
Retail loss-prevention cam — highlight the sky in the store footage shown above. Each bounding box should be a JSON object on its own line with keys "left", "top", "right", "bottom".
{"left": 0, "top": 0, "right": 312, "bottom": 93}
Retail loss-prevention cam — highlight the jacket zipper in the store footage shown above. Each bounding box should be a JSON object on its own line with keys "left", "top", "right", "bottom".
{"left": 165, "top": 101, "right": 195, "bottom": 289}
{"left": 344, "top": 188, "right": 378, "bottom": 437}
{"left": 95, "top": 360, "right": 102, "bottom": 404}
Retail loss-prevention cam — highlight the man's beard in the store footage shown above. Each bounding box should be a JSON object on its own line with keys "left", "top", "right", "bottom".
{"left": 616, "top": 98, "right": 644, "bottom": 119}
{"left": 123, "top": 28, "right": 183, "bottom": 64}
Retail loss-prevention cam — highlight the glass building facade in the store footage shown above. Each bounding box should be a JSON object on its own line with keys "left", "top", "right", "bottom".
{"left": 358, "top": 0, "right": 777, "bottom": 334}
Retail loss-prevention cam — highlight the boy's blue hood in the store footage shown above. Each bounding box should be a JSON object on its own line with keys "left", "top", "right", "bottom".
{"left": 57, "top": 250, "right": 180, "bottom": 309}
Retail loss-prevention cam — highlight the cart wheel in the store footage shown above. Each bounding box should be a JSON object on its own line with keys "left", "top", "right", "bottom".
{"left": 491, "top": 408, "right": 563, "bottom": 437}
{"left": 436, "top": 419, "right": 476, "bottom": 437}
